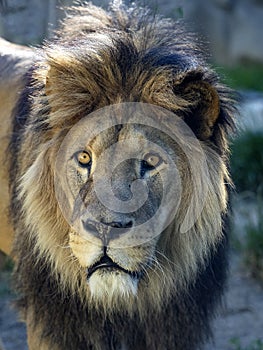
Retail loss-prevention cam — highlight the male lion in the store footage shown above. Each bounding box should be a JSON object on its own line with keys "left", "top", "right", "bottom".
{"left": 0, "top": 2, "right": 236, "bottom": 350}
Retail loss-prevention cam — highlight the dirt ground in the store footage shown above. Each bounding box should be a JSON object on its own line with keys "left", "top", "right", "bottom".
{"left": 205, "top": 254, "right": 263, "bottom": 350}
{"left": 0, "top": 252, "right": 263, "bottom": 350}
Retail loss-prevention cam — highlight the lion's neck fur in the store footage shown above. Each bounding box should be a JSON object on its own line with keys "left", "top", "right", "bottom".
{"left": 13, "top": 221, "right": 228, "bottom": 350}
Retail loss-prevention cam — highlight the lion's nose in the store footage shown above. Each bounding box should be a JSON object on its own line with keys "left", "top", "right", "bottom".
{"left": 103, "top": 220, "right": 133, "bottom": 229}
{"left": 82, "top": 218, "right": 134, "bottom": 243}
{"left": 101, "top": 219, "right": 134, "bottom": 241}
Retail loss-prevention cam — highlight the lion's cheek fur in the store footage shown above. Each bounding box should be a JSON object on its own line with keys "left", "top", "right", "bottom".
{"left": 69, "top": 230, "right": 103, "bottom": 268}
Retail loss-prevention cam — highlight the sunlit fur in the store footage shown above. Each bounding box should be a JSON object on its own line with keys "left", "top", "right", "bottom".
{"left": 0, "top": 38, "right": 35, "bottom": 256}
{"left": 8, "top": 2, "right": 236, "bottom": 350}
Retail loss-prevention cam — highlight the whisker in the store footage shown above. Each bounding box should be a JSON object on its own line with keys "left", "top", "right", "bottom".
{"left": 155, "top": 250, "right": 178, "bottom": 267}
{"left": 56, "top": 244, "right": 71, "bottom": 250}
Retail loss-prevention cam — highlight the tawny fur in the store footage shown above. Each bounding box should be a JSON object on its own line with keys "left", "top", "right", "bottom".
{"left": 2, "top": 2, "right": 237, "bottom": 350}
{"left": 0, "top": 38, "right": 35, "bottom": 255}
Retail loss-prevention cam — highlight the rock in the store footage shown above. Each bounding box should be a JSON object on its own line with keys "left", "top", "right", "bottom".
{"left": 0, "top": 0, "right": 72, "bottom": 45}
{"left": 183, "top": 0, "right": 263, "bottom": 65}
{"left": 231, "top": 2, "right": 263, "bottom": 64}
{"left": 1, "top": 0, "right": 262, "bottom": 66}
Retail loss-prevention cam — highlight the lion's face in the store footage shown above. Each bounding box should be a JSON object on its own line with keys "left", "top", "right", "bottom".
{"left": 40, "top": 97, "right": 224, "bottom": 309}
{"left": 20, "top": 97, "right": 228, "bottom": 312}
{"left": 58, "top": 115, "right": 183, "bottom": 302}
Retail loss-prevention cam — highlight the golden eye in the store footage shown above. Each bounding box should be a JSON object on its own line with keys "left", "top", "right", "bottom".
{"left": 144, "top": 153, "right": 161, "bottom": 168}
{"left": 76, "top": 151, "right": 91, "bottom": 167}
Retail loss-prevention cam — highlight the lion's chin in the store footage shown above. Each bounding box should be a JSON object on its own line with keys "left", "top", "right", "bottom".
{"left": 88, "top": 270, "right": 139, "bottom": 301}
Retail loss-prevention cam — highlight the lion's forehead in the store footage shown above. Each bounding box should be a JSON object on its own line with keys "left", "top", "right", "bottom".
{"left": 82, "top": 123, "right": 176, "bottom": 158}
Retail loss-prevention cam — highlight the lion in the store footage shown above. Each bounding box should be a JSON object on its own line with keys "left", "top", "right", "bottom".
{"left": 0, "top": 2, "right": 236, "bottom": 350}
{"left": 0, "top": 38, "right": 35, "bottom": 255}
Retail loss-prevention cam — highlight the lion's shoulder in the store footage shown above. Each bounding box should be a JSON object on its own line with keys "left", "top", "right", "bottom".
{"left": 0, "top": 38, "right": 35, "bottom": 256}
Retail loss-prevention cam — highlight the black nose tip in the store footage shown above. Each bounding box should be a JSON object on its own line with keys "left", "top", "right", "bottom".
{"left": 102, "top": 220, "right": 133, "bottom": 240}
{"left": 104, "top": 220, "right": 133, "bottom": 229}
{"left": 82, "top": 218, "right": 133, "bottom": 242}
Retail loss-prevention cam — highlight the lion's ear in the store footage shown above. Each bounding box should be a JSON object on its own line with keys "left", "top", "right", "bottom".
{"left": 174, "top": 72, "right": 220, "bottom": 140}
{"left": 45, "top": 54, "right": 73, "bottom": 96}
{"left": 43, "top": 53, "right": 98, "bottom": 126}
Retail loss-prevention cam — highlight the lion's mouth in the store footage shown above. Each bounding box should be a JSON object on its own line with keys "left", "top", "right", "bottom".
{"left": 87, "top": 255, "right": 141, "bottom": 280}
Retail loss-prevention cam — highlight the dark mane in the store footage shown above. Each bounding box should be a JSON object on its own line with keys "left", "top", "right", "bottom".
{"left": 13, "top": 224, "right": 228, "bottom": 350}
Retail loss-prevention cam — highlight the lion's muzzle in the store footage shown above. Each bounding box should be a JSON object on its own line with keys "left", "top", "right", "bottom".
{"left": 87, "top": 254, "right": 141, "bottom": 280}
{"left": 82, "top": 218, "right": 134, "bottom": 245}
